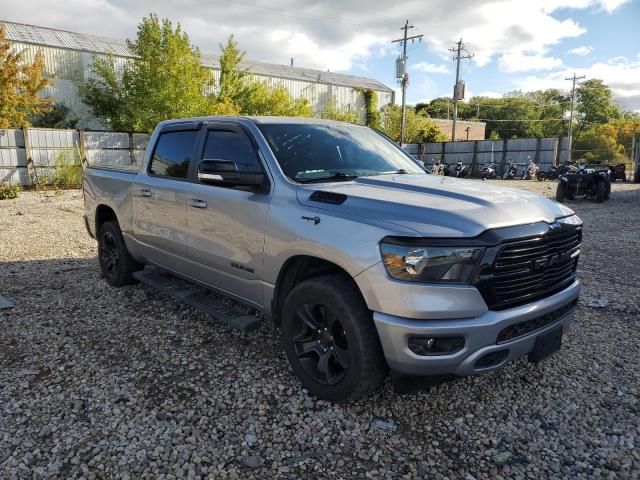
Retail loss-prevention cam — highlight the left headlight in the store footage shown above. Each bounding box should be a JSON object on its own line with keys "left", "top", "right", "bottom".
{"left": 380, "top": 242, "right": 483, "bottom": 283}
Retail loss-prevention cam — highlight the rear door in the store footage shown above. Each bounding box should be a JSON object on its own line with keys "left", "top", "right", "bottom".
{"left": 133, "top": 125, "right": 200, "bottom": 271}
{"left": 185, "top": 123, "right": 271, "bottom": 307}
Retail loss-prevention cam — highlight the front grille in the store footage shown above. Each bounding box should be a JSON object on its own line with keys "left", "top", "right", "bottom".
{"left": 496, "top": 299, "right": 578, "bottom": 343}
{"left": 487, "top": 226, "right": 581, "bottom": 309}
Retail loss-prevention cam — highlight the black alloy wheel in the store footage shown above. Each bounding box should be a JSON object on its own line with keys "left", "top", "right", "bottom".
{"left": 100, "top": 230, "right": 120, "bottom": 279}
{"left": 292, "top": 304, "right": 349, "bottom": 385}
{"left": 97, "top": 220, "right": 141, "bottom": 287}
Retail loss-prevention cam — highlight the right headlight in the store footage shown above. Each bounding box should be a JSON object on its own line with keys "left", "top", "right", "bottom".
{"left": 380, "top": 242, "right": 483, "bottom": 284}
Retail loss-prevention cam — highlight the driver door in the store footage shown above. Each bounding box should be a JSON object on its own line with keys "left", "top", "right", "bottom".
{"left": 184, "top": 123, "right": 271, "bottom": 308}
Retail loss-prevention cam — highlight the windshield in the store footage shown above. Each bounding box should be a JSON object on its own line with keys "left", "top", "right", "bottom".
{"left": 257, "top": 122, "right": 425, "bottom": 182}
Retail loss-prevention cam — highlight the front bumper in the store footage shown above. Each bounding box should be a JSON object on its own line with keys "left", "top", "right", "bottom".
{"left": 373, "top": 279, "right": 581, "bottom": 376}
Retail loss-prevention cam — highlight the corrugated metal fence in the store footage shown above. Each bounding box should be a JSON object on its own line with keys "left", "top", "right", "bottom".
{"left": 407, "top": 137, "right": 570, "bottom": 175}
{"left": 0, "top": 128, "right": 148, "bottom": 186}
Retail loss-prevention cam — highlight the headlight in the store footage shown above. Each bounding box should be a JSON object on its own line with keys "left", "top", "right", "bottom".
{"left": 380, "top": 242, "right": 483, "bottom": 283}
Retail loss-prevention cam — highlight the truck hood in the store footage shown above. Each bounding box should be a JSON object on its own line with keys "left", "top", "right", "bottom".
{"left": 296, "top": 174, "right": 575, "bottom": 238}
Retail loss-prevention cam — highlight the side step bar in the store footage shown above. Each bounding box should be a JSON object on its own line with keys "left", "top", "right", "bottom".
{"left": 133, "top": 269, "right": 260, "bottom": 333}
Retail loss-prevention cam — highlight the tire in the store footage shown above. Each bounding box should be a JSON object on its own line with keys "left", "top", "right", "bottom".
{"left": 605, "top": 179, "right": 611, "bottom": 199}
{"left": 280, "top": 274, "right": 388, "bottom": 401}
{"left": 555, "top": 183, "right": 566, "bottom": 203}
{"left": 595, "top": 181, "right": 605, "bottom": 203}
{"left": 97, "top": 220, "right": 142, "bottom": 287}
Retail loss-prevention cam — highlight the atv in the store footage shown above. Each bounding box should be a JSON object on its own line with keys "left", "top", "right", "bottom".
{"left": 556, "top": 163, "right": 611, "bottom": 203}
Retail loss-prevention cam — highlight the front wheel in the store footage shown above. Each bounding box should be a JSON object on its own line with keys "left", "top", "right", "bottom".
{"left": 281, "top": 274, "right": 388, "bottom": 401}
{"left": 555, "top": 183, "right": 566, "bottom": 203}
{"left": 97, "top": 220, "right": 142, "bottom": 287}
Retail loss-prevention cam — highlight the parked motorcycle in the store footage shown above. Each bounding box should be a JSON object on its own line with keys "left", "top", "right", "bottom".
{"left": 454, "top": 161, "right": 467, "bottom": 178}
{"left": 521, "top": 160, "right": 539, "bottom": 180}
{"left": 502, "top": 160, "right": 518, "bottom": 179}
{"left": 431, "top": 161, "right": 450, "bottom": 176}
{"left": 480, "top": 162, "right": 497, "bottom": 180}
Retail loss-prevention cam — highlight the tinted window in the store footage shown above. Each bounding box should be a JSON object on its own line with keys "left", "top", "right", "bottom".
{"left": 257, "top": 123, "right": 424, "bottom": 182}
{"left": 149, "top": 130, "right": 198, "bottom": 179}
{"left": 202, "top": 130, "right": 261, "bottom": 173}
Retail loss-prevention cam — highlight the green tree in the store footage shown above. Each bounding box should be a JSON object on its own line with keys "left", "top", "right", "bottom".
{"left": 79, "top": 15, "right": 213, "bottom": 132}
{"left": 210, "top": 36, "right": 312, "bottom": 117}
{"left": 320, "top": 97, "right": 361, "bottom": 124}
{"left": 0, "top": 25, "right": 53, "bottom": 128}
{"left": 31, "top": 102, "right": 79, "bottom": 129}
{"left": 575, "top": 79, "right": 621, "bottom": 138}
{"left": 381, "top": 104, "right": 447, "bottom": 143}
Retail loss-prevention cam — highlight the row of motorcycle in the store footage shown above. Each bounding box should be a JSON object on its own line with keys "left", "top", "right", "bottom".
{"left": 429, "top": 159, "right": 571, "bottom": 181}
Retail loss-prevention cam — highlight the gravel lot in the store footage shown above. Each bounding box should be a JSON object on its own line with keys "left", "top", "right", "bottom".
{"left": 1, "top": 180, "right": 639, "bottom": 479}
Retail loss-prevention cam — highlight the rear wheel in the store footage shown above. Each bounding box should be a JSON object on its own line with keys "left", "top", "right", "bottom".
{"left": 596, "top": 181, "right": 605, "bottom": 203}
{"left": 555, "top": 183, "right": 566, "bottom": 203}
{"left": 97, "top": 220, "right": 142, "bottom": 287}
{"left": 281, "top": 274, "right": 387, "bottom": 401}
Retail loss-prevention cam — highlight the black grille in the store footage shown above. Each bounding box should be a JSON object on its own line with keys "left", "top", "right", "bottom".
{"left": 497, "top": 299, "right": 578, "bottom": 343}
{"left": 487, "top": 226, "right": 581, "bottom": 309}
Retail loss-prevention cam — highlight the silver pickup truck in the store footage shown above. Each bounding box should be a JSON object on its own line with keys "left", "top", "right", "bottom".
{"left": 83, "top": 117, "right": 582, "bottom": 400}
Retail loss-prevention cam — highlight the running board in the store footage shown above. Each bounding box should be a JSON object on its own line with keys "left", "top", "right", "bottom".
{"left": 132, "top": 269, "right": 260, "bottom": 333}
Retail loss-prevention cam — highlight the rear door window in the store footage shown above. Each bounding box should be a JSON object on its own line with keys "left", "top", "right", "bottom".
{"left": 149, "top": 130, "right": 199, "bottom": 179}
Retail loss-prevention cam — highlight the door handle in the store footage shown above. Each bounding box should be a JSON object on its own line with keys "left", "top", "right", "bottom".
{"left": 189, "top": 199, "right": 208, "bottom": 209}
{"left": 136, "top": 188, "right": 152, "bottom": 197}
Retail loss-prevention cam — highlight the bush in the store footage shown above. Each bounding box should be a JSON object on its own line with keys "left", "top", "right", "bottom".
{"left": 51, "top": 152, "right": 83, "bottom": 188}
{"left": 0, "top": 182, "right": 20, "bottom": 200}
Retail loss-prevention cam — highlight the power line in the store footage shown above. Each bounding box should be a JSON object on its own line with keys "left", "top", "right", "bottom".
{"left": 449, "top": 39, "right": 474, "bottom": 141}
{"left": 391, "top": 20, "right": 423, "bottom": 145}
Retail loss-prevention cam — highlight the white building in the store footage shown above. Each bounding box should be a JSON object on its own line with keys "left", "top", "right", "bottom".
{"left": 1, "top": 20, "right": 395, "bottom": 129}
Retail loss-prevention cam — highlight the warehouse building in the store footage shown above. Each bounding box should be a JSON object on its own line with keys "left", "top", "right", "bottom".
{"left": 1, "top": 20, "right": 395, "bottom": 129}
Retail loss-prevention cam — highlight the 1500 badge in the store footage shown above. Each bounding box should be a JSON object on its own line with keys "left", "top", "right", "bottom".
{"left": 231, "top": 262, "right": 255, "bottom": 274}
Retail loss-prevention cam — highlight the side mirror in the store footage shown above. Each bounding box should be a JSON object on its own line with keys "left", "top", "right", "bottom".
{"left": 198, "top": 159, "right": 266, "bottom": 189}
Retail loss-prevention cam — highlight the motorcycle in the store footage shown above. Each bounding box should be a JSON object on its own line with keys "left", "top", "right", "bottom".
{"left": 454, "top": 161, "right": 467, "bottom": 178}
{"left": 480, "top": 162, "right": 497, "bottom": 180}
{"left": 431, "top": 161, "right": 450, "bottom": 176}
{"left": 502, "top": 160, "right": 518, "bottom": 180}
{"left": 521, "top": 160, "right": 539, "bottom": 180}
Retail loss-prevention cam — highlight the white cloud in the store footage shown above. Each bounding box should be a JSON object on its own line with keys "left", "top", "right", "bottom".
{"left": 411, "top": 62, "right": 451, "bottom": 74}
{"left": 569, "top": 45, "right": 594, "bottom": 56}
{"left": 0, "top": 0, "right": 605, "bottom": 74}
{"left": 0, "top": 0, "right": 635, "bottom": 110}
{"left": 515, "top": 54, "right": 640, "bottom": 111}
{"left": 499, "top": 51, "right": 563, "bottom": 73}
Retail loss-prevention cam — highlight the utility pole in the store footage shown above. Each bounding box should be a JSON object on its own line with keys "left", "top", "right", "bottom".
{"left": 392, "top": 20, "right": 423, "bottom": 145}
{"left": 449, "top": 38, "right": 474, "bottom": 141}
{"left": 565, "top": 73, "right": 586, "bottom": 161}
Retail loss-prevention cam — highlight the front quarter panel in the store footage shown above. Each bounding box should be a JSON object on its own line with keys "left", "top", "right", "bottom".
{"left": 262, "top": 188, "right": 420, "bottom": 312}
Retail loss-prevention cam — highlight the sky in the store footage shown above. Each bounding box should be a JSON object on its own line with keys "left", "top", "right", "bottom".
{"left": 1, "top": 0, "right": 639, "bottom": 111}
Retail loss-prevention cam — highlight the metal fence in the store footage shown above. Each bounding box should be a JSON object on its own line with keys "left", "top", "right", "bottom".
{"left": 406, "top": 137, "right": 570, "bottom": 176}
{"left": 0, "top": 127, "right": 148, "bottom": 186}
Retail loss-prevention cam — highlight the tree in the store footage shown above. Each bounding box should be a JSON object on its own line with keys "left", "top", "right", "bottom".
{"left": 79, "top": 15, "right": 213, "bottom": 132}
{"left": 381, "top": 105, "right": 447, "bottom": 143}
{"left": 210, "top": 35, "right": 312, "bottom": 117}
{"left": 319, "top": 97, "right": 361, "bottom": 124}
{"left": 575, "top": 79, "right": 621, "bottom": 138}
{"left": 0, "top": 25, "right": 53, "bottom": 128}
{"left": 31, "top": 102, "right": 79, "bottom": 129}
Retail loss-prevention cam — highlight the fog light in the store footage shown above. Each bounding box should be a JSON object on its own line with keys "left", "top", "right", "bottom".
{"left": 408, "top": 336, "right": 465, "bottom": 356}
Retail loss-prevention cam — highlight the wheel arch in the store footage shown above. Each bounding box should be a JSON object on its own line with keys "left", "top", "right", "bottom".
{"left": 271, "top": 255, "right": 365, "bottom": 326}
{"left": 95, "top": 204, "right": 118, "bottom": 234}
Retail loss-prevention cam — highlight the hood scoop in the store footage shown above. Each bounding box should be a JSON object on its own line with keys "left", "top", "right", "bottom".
{"left": 309, "top": 190, "right": 347, "bottom": 205}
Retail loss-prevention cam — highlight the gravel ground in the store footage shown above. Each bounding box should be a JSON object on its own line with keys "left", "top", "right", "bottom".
{"left": 1, "top": 180, "right": 639, "bottom": 479}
